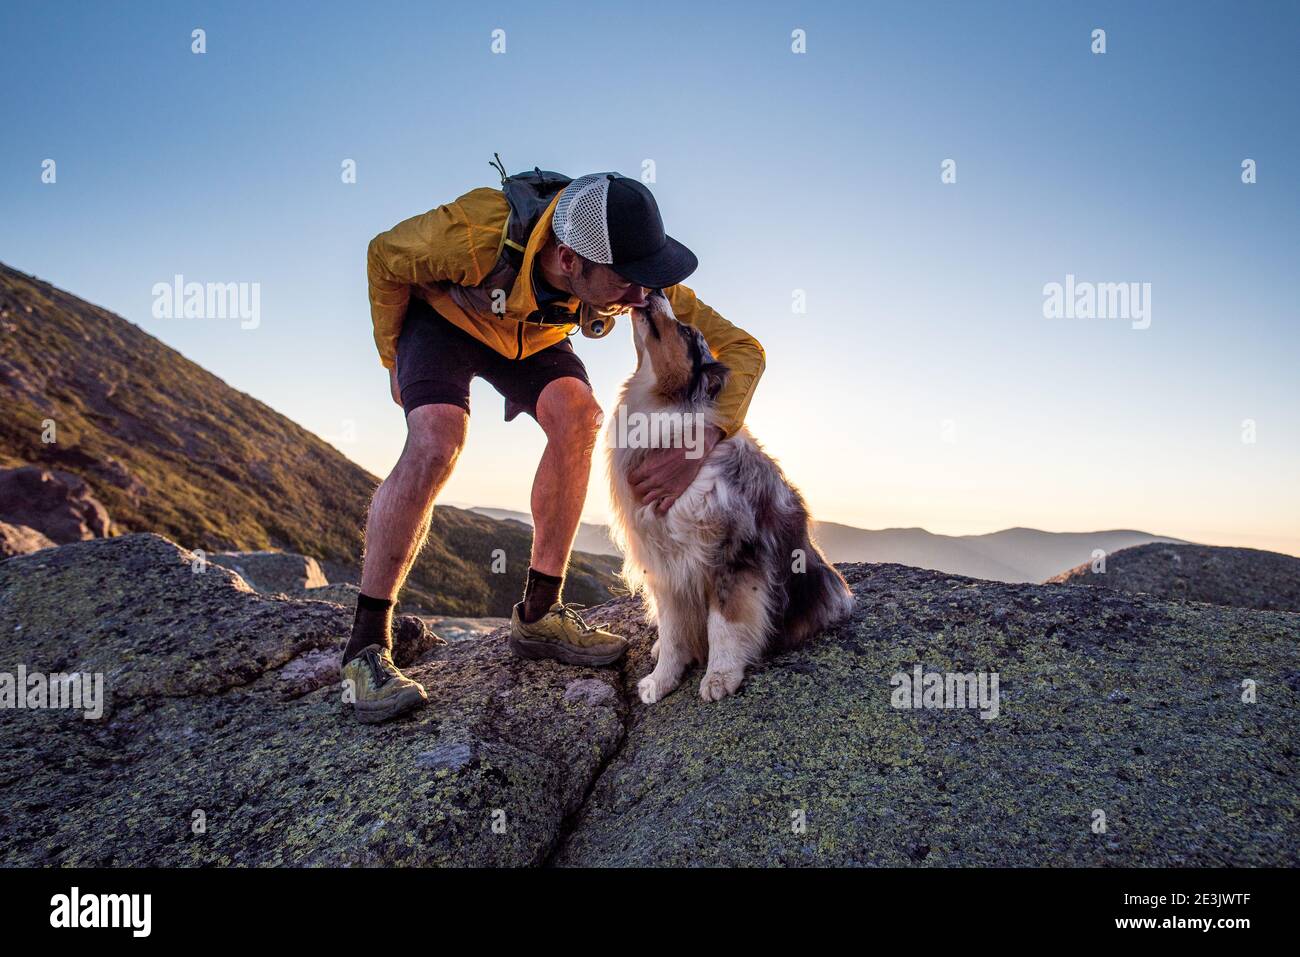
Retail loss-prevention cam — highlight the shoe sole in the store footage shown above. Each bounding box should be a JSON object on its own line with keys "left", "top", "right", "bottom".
{"left": 509, "top": 633, "right": 627, "bottom": 668}
{"left": 353, "top": 685, "right": 428, "bottom": 725}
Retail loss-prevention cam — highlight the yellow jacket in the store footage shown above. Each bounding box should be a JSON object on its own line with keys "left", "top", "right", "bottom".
{"left": 367, "top": 186, "right": 764, "bottom": 438}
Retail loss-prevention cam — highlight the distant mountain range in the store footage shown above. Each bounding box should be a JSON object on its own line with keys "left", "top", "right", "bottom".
{"left": 0, "top": 262, "right": 620, "bottom": 615}
{"left": 469, "top": 507, "right": 1184, "bottom": 583}
{"left": 811, "top": 523, "right": 1186, "bottom": 583}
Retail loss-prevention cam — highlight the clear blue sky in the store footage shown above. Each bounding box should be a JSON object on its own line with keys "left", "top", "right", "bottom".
{"left": 3, "top": 1, "right": 1297, "bottom": 554}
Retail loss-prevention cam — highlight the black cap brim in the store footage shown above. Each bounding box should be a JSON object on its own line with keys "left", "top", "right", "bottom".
{"left": 609, "top": 235, "right": 698, "bottom": 289}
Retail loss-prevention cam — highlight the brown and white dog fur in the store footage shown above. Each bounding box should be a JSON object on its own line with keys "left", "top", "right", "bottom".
{"left": 606, "top": 290, "right": 854, "bottom": 704}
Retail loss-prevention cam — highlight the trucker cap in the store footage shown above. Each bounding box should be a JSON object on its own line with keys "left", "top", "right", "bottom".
{"left": 551, "top": 173, "right": 698, "bottom": 289}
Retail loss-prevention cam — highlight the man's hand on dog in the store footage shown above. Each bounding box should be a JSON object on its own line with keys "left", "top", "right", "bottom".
{"left": 629, "top": 426, "right": 725, "bottom": 514}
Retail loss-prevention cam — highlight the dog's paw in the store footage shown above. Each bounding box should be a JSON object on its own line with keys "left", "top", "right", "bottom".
{"left": 650, "top": 639, "right": 661, "bottom": 661}
{"left": 638, "top": 675, "right": 661, "bottom": 705}
{"left": 699, "top": 669, "right": 744, "bottom": 702}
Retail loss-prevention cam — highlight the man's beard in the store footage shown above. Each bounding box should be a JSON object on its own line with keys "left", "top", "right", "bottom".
{"left": 571, "top": 271, "right": 629, "bottom": 317}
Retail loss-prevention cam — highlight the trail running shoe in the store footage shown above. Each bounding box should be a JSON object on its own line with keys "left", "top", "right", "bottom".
{"left": 509, "top": 601, "right": 628, "bottom": 667}
{"left": 341, "top": 644, "right": 428, "bottom": 724}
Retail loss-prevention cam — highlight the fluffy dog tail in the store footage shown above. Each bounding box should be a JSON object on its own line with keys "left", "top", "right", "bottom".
{"left": 776, "top": 540, "right": 855, "bottom": 651}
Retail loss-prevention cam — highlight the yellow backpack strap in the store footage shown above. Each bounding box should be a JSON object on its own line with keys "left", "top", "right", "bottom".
{"left": 494, "top": 211, "right": 525, "bottom": 263}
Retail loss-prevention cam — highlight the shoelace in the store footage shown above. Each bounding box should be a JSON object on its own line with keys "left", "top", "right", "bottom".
{"left": 364, "top": 649, "right": 393, "bottom": 688}
{"left": 556, "top": 602, "right": 592, "bottom": 632}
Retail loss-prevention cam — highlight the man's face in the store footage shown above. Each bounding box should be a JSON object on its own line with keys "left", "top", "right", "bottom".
{"left": 558, "top": 245, "right": 649, "bottom": 312}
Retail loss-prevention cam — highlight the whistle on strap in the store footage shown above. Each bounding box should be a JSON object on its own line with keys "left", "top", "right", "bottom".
{"left": 579, "top": 305, "right": 618, "bottom": 339}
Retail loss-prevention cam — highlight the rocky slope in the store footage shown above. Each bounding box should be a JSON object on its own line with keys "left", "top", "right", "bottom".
{"left": 0, "top": 466, "right": 113, "bottom": 543}
{"left": 0, "top": 262, "right": 619, "bottom": 615}
{"left": 0, "top": 521, "right": 56, "bottom": 559}
{"left": 2, "top": 534, "right": 1295, "bottom": 866}
{"left": 1049, "top": 543, "right": 1300, "bottom": 614}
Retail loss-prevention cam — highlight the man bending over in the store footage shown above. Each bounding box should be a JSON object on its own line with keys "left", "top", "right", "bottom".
{"left": 342, "top": 166, "right": 765, "bottom": 723}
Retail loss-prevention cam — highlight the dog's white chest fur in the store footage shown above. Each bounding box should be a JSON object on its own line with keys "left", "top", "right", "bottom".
{"left": 603, "top": 294, "right": 854, "bottom": 705}
{"left": 608, "top": 437, "right": 728, "bottom": 585}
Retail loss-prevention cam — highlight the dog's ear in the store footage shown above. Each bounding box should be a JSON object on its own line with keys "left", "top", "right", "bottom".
{"left": 696, "top": 360, "right": 730, "bottom": 401}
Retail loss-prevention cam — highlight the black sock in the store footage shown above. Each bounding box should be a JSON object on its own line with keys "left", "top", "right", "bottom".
{"left": 343, "top": 592, "right": 395, "bottom": 664}
{"left": 521, "top": 567, "right": 563, "bottom": 623}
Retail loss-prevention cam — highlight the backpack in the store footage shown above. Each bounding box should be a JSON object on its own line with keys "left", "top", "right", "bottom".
{"left": 489, "top": 154, "right": 571, "bottom": 272}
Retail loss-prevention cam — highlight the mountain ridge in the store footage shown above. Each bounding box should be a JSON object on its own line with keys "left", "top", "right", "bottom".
{"left": 469, "top": 505, "right": 1187, "bottom": 583}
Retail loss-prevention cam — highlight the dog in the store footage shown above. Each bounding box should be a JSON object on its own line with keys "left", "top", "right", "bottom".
{"left": 606, "top": 290, "right": 854, "bottom": 704}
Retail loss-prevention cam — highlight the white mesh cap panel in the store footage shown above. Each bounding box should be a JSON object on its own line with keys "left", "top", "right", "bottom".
{"left": 552, "top": 173, "right": 614, "bottom": 264}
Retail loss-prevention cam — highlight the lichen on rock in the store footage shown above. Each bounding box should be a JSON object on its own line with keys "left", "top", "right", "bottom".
{"left": 1, "top": 536, "right": 1295, "bottom": 867}
{"left": 0, "top": 534, "right": 624, "bottom": 866}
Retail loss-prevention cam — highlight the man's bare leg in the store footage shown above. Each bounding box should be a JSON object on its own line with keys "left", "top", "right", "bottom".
{"left": 343, "top": 403, "right": 466, "bottom": 669}
{"left": 529, "top": 377, "right": 603, "bottom": 577}
{"left": 507, "top": 375, "right": 626, "bottom": 665}
{"left": 513, "top": 378, "right": 604, "bottom": 623}
{"left": 359, "top": 403, "right": 468, "bottom": 599}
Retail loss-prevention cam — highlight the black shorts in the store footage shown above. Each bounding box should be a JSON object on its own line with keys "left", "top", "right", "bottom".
{"left": 395, "top": 296, "right": 591, "bottom": 422}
